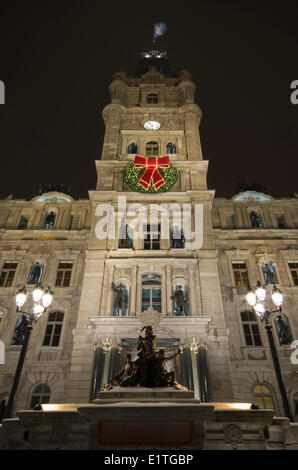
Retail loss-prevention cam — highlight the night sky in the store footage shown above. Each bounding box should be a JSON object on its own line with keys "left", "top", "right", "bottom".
{"left": 0, "top": 1, "right": 298, "bottom": 201}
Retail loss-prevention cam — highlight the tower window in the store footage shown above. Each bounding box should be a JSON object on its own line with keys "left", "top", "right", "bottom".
{"left": 147, "top": 93, "right": 158, "bottom": 104}
{"left": 240, "top": 311, "right": 262, "bottom": 346}
{"left": 42, "top": 311, "right": 64, "bottom": 347}
{"left": 232, "top": 261, "right": 249, "bottom": 287}
{"left": 55, "top": 262, "right": 73, "bottom": 287}
{"left": 145, "top": 141, "right": 159, "bottom": 156}
{"left": 0, "top": 262, "right": 18, "bottom": 287}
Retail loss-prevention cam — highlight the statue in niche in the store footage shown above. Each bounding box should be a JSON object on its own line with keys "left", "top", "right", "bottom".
{"left": 171, "top": 226, "right": 185, "bottom": 248}
{"left": 43, "top": 211, "right": 56, "bottom": 229}
{"left": 27, "top": 261, "right": 43, "bottom": 285}
{"left": 262, "top": 262, "right": 278, "bottom": 285}
{"left": 111, "top": 282, "right": 128, "bottom": 316}
{"left": 166, "top": 142, "right": 176, "bottom": 154}
{"left": 103, "top": 326, "right": 182, "bottom": 390}
{"left": 128, "top": 142, "right": 138, "bottom": 154}
{"left": 249, "top": 211, "right": 262, "bottom": 228}
{"left": 276, "top": 315, "right": 292, "bottom": 345}
{"left": 171, "top": 285, "right": 189, "bottom": 316}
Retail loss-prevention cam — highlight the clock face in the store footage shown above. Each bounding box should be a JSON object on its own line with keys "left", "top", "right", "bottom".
{"left": 144, "top": 120, "right": 161, "bottom": 130}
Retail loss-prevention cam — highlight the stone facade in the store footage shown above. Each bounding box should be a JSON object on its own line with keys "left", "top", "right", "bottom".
{"left": 0, "top": 51, "right": 298, "bottom": 433}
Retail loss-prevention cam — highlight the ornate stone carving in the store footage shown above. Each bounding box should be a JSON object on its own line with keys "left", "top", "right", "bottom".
{"left": 50, "top": 424, "right": 68, "bottom": 444}
{"left": 224, "top": 424, "right": 242, "bottom": 448}
{"left": 139, "top": 308, "right": 161, "bottom": 330}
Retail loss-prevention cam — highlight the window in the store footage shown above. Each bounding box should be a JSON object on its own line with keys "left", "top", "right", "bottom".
{"left": 0, "top": 262, "right": 18, "bottom": 287}
{"left": 225, "top": 214, "right": 236, "bottom": 229}
{"left": 253, "top": 385, "right": 275, "bottom": 410}
{"left": 288, "top": 262, "right": 298, "bottom": 286}
{"left": 240, "top": 311, "right": 262, "bottom": 346}
{"left": 128, "top": 142, "right": 137, "bottom": 154}
{"left": 69, "top": 215, "right": 80, "bottom": 230}
{"left": 42, "top": 311, "right": 64, "bottom": 347}
{"left": 147, "top": 93, "right": 158, "bottom": 104}
{"left": 249, "top": 211, "right": 263, "bottom": 228}
{"left": 276, "top": 215, "right": 286, "bottom": 229}
{"left": 145, "top": 141, "right": 159, "bottom": 157}
{"left": 141, "top": 274, "right": 162, "bottom": 313}
{"left": 144, "top": 223, "right": 160, "bottom": 250}
{"left": 30, "top": 384, "right": 51, "bottom": 409}
{"left": 232, "top": 261, "right": 249, "bottom": 287}
{"left": 55, "top": 262, "right": 73, "bottom": 287}
{"left": 17, "top": 215, "right": 28, "bottom": 230}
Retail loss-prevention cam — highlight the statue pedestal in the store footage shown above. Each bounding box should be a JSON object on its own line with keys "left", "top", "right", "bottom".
{"left": 78, "top": 386, "right": 214, "bottom": 449}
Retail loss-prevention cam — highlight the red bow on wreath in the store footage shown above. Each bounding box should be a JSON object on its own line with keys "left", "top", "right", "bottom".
{"left": 134, "top": 155, "right": 170, "bottom": 190}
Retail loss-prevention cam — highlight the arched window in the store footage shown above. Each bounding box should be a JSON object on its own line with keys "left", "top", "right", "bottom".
{"left": 146, "top": 141, "right": 159, "bottom": 156}
{"left": 253, "top": 384, "right": 275, "bottom": 410}
{"left": 27, "top": 261, "right": 43, "bottom": 285}
{"left": 43, "top": 211, "right": 56, "bottom": 229}
{"left": 249, "top": 211, "right": 263, "bottom": 228}
{"left": 147, "top": 93, "right": 158, "bottom": 104}
{"left": 166, "top": 142, "right": 176, "bottom": 154}
{"left": 141, "top": 274, "right": 162, "bottom": 313}
{"left": 128, "top": 142, "right": 138, "bottom": 154}
{"left": 30, "top": 384, "right": 51, "bottom": 409}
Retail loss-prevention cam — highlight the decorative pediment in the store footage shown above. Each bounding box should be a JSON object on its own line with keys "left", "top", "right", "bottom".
{"left": 141, "top": 67, "right": 165, "bottom": 84}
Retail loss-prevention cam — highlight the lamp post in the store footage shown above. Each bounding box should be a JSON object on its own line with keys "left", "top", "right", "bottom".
{"left": 5, "top": 284, "right": 54, "bottom": 418}
{"left": 246, "top": 281, "right": 293, "bottom": 422}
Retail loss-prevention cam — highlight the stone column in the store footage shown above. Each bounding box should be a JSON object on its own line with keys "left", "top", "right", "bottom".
{"left": 101, "top": 338, "right": 113, "bottom": 388}
{"left": 190, "top": 337, "right": 201, "bottom": 400}
{"left": 130, "top": 265, "right": 138, "bottom": 316}
{"left": 104, "top": 265, "right": 115, "bottom": 317}
{"left": 166, "top": 266, "right": 172, "bottom": 316}
{"left": 188, "top": 265, "right": 197, "bottom": 316}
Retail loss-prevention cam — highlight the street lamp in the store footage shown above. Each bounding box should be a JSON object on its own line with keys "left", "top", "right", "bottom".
{"left": 5, "top": 284, "right": 54, "bottom": 418}
{"left": 245, "top": 281, "right": 293, "bottom": 421}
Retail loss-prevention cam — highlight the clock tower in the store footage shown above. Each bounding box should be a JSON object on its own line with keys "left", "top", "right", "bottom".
{"left": 66, "top": 50, "right": 234, "bottom": 404}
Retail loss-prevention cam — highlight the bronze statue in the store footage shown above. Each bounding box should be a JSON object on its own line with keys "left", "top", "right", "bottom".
{"left": 276, "top": 315, "right": 292, "bottom": 345}
{"left": 112, "top": 282, "right": 126, "bottom": 316}
{"left": 103, "top": 326, "right": 182, "bottom": 390}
